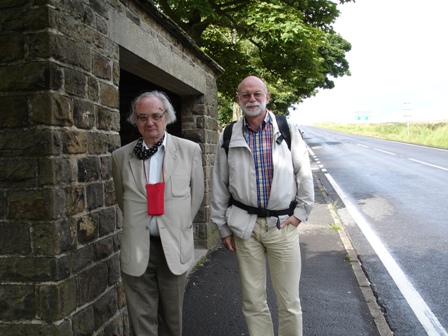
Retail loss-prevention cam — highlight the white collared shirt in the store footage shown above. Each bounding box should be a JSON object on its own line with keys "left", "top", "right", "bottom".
{"left": 143, "top": 133, "right": 166, "bottom": 237}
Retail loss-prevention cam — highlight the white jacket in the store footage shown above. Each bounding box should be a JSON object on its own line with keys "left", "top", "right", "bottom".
{"left": 211, "top": 111, "right": 314, "bottom": 239}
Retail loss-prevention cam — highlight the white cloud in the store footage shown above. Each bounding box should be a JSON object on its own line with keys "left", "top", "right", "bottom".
{"left": 291, "top": 0, "right": 448, "bottom": 124}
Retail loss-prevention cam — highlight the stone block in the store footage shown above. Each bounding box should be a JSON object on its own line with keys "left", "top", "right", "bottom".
{"left": 104, "top": 38, "right": 119, "bottom": 60}
{"left": 38, "top": 277, "right": 77, "bottom": 321}
{"left": 62, "top": 130, "right": 88, "bottom": 154}
{"left": 76, "top": 263, "right": 107, "bottom": 305}
{"left": 96, "top": 106, "right": 120, "bottom": 131}
{"left": 65, "top": 184, "right": 85, "bottom": 216}
{"left": 94, "top": 236, "right": 114, "bottom": 261}
{"left": 87, "top": 132, "right": 109, "bottom": 155}
{"left": 65, "top": 68, "right": 86, "bottom": 98}
{"left": 0, "top": 158, "right": 36, "bottom": 188}
{"left": 0, "top": 34, "right": 24, "bottom": 63}
{"left": 110, "top": 60, "right": 119, "bottom": 85}
{"left": 96, "top": 14, "right": 108, "bottom": 35}
{"left": 56, "top": 9, "right": 85, "bottom": 38}
{"left": 38, "top": 158, "right": 72, "bottom": 186}
{"left": 64, "top": 0, "right": 90, "bottom": 21}
{"left": 0, "top": 222, "right": 31, "bottom": 254}
{"left": 88, "top": 75, "right": 100, "bottom": 101}
{"left": 117, "top": 282, "right": 126, "bottom": 309}
{"left": 98, "top": 207, "right": 116, "bottom": 236}
{"left": 89, "top": 0, "right": 108, "bottom": 18}
{"left": 73, "top": 99, "right": 95, "bottom": 130}
{"left": 93, "top": 287, "right": 117, "bottom": 329}
{"left": 33, "top": 219, "right": 77, "bottom": 255}
{"left": 107, "top": 133, "right": 122, "bottom": 153}
{"left": 104, "top": 180, "right": 116, "bottom": 207}
{"left": 83, "top": 25, "right": 106, "bottom": 52}
{"left": 0, "top": 62, "right": 62, "bottom": 92}
{"left": 0, "top": 256, "right": 70, "bottom": 282}
{"left": 113, "top": 228, "right": 122, "bottom": 252}
{"left": 106, "top": 254, "right": 121, "bottom": 286}
{"left": 28, "top": 32, "right": 52, "bottom": 59}
{"left": 72, "top": 305, "right": 95, "bottom": 336}
{"left": 55, "top": 38, "right": 91, "bottom": 71}
{"left": 86, "top": 182, "right": 104, "bottom": 210}
{"left": 77, "top": 213, "right": 99, "bottom": 243}
{"left": 27, "top": 6, "right": 58, "bottom": 30}
{"left": 0, "top": 128, "right": 62, "bottom": 157}
{"left": 0, "top": 0, "right": 27, "bottom": 9}
{"left": 77, "top": 156, "right": 100, "bottom": 182}
{"left": 92, "top": 53, "right": 111, "bottom": 80}
{"left": 29, "top": 93, "right": 73, "bottom": 126}
{"left": 7, "top": 189, "right": 65, "bottom": 220}
{"left": 0, "top": 95, "right": 28, "bottom": 128}
{"left": 100, "top": 156, "right": 112, "bottom": 180}
{"left": 99, "top": 82, "right": 119, "bottom": 108}
{"left": 70, "top": 244, "right": 95, "bottom": 273}
{"left": 0, "top": 284, "right": 36, "bottom": 320}
{"left": 0, "top": 5, "right": 55, "bottom": 31}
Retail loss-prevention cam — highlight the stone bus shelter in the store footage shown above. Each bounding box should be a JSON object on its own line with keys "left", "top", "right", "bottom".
{"left": 0, "top": 0, "right": 222, "bottom": 334}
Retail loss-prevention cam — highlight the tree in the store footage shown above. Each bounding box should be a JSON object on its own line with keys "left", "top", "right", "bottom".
{"left": 154, "top": 0, "right": 353, "bottom": 124}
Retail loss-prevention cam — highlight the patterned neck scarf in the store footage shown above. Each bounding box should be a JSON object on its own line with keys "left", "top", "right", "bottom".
{"left": 133, "top": 136, "right": 165, "bottom": 160}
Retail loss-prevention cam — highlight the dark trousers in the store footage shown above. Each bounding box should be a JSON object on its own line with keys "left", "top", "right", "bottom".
{"left": 122, "top": 239, "right": 187, "bottom": 336}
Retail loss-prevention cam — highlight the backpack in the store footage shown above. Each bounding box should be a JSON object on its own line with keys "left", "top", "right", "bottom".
{"left": 221, "top": 114, "right": 291, "bottom": 156}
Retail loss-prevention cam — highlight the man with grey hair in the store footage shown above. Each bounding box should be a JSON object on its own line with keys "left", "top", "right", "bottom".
{"left": 211, "top": 76, "right": 314, "bottom": 336}
{"left": 112, "top": 91, "right": 204, "bottom": 336}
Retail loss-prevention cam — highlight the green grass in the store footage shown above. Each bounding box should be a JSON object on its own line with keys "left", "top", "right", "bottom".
{"left": 315, "top": 121, "right": 448, "bottom": 149}
{"left": 330, "top": 224, "right": 342, "bottom": 231}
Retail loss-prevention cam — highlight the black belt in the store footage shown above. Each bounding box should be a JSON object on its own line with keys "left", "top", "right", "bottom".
{"left": 229, "top": 197, "right": 297, "bottom": 218}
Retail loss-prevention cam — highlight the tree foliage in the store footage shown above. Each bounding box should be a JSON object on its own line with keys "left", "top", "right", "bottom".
{"left": 154, "top": 0, "right": 353, "bottom": 123}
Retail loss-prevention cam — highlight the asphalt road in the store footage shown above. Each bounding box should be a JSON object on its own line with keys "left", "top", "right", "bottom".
{"left": 302, "top": 126, "right": 448, "bottom": 336}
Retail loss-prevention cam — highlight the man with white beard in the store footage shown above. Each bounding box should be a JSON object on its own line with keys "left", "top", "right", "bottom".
{"left": 211, "top": 76, "right": 314, "bottom": 336}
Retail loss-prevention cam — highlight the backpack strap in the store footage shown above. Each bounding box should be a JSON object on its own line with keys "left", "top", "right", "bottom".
{"left": 274, "top": 115, "right": 291, "bottom": 151}
{"left": 221, "top": 121, "right": 236, "bottom": 156}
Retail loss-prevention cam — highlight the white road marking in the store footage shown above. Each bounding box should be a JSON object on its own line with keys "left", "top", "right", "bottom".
{"left": 324, "top": 172, "right": 448, "bottom": 336}
{"left": 409, "top": 158, "right": 448, "bottom": 172}
{"left": 373, "top": 148, "right": 396, "bottom": 155}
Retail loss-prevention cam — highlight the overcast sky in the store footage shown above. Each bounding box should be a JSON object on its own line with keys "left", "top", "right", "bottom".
{"left": 289, "top": 0, "right": 448, "bottom": 124}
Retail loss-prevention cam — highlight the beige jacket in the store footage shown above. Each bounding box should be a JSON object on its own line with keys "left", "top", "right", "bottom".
{"left": 112, "top": 134, "right": 204, "bottom": 276}
{"left": 211, "top": 111, "right": 314, "bottom": 239}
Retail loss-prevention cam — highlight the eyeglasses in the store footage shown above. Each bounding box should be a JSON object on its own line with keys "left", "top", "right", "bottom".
{"left": 136, "top": 112, "right": 166, "bottom": 123}
{"left": 239, "top": 92, "right": 266, "bottom": 100}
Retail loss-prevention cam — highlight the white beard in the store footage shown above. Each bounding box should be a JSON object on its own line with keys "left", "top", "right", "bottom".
{"left": 240, "top": 100, "right": 266, "bottom": 117}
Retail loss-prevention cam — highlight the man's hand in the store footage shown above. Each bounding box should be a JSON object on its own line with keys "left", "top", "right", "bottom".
{"left": 280, "top": 215, "right": 301, "bottom": 229}
{"left": 222, "top": 235, "right": 236, "bottom": 251}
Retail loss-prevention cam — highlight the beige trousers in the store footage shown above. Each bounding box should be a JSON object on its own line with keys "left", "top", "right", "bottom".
{"left": 234, "top": 217, "right": 302, "bottom": 336}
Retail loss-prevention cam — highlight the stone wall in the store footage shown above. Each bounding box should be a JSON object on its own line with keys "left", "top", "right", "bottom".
{"left": 0, "top": 0, "right": 221, "bottom": 334}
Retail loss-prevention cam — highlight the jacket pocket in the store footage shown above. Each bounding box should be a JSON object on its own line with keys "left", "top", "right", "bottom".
{"left": 170, "top": 175, "right": 190, "bottom": 197}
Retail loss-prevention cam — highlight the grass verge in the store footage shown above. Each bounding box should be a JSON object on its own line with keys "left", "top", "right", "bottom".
{"left": 314, "top": 121, "right": 448, "bottom": 149}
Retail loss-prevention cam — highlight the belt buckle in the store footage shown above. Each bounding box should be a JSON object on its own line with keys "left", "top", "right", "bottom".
{"left": 257, "top": 209, "right": 269, "bottom": 217}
